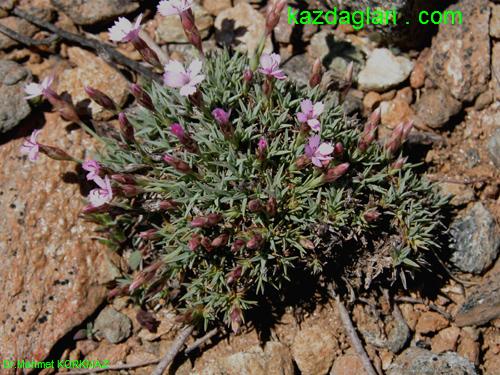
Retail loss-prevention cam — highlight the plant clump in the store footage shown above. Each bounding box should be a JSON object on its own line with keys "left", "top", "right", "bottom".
{"left": 20, "top": 0, "right": 447, "bottom": 332}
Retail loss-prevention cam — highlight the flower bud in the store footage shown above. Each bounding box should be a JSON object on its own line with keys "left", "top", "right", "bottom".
{"left": 130, "top": 84, "right": 155, "bottom": 111}
{"left": 265, "top": 0, "right": 287, "bottom": 35}
{"left": 163, "top": 154, "right": 192, "bottom": 174}
{"left": 299, "top": 238, "right": 315, "bottom": 250}
{"left": 363, "top": 209, "right": 381, "bottom": 223}
{"left": 131, "top": 36, "right": 162, "bottom": 68}
{"left": 180, "top": 9, "right": 203, "bottom": 55}
{"left": 246, "top": 233, "right": 263, "bottom": 250}
{"left": 111, "top": 173, "right": 136, "bottom": 185}
{"left": 118, "top": 112, "right": 135, "bottom": 143}
{"left": 139, "top": 229, "right": 159, "bottom": 240}
{"left": 82, "top": 203, "right": 111, "bottom": 215}
{"left": 84, "top": 86, "right": 116, "bottom": 111}
{"left": 256, "top": 137, "right": 268, "bottom": 161}
{"left": 207, "top": 213, "right": 223, "bottom": 226}
{"left": 385, "top": 121, "right": 412, "bottom": 155}
{"left": 391, "top": 156, "right": 408, "bottom": 170}
{"left": 200, "top": 237, "right": 213, "bottom": 252}
{"left": 227, "top": 265, "right": 243, "bottom": 284}
{"left": 171, "top": 123, "right": 198, "bottom": 152}
{"left": 212, "top": 108, "right": 231, "bottom": 126}
{"left": 121, "top": 184, "right": 143, "bottom": 197}
{"left": 358, "top": 107, "right": 381, "bottom": 152}
{"left": 323, "top": 163, "right": 350, "bottom": 183}
{"left": 309, "top": 58, "right": 322, "bottom": 88}
{"left": 45, "top": 90, "right": 80, "bottom": 123}
{"left": 230, "top": 306, "right": 243, "bottom": 334}
{"left": 211, "top": 233, "right": 229, "bottom": 248}
{"left": 243, "top": 68, "right": 253, "bottom": 83}
{"left": 266, "top": 197, "right": 277, "bottom": 217}
{"left": 333, "top": 142, "right": 344, "bottom": 157}
{"left": 188, "top": 233, "right": 202, "bottom": 251}
{"left": 295, "top": 155, "right": 311, "bottom": 170}
{"left": 142, "top": 199, "right": 179, "bottom": 212}
{"left": 39, "top": 144, "right": 74, "bottom": 161}
{"left": 231, "top": 239, "right": 246, "bottom": 253}
{"left": 248, "top": 199, "right": 263, "bottom": 213}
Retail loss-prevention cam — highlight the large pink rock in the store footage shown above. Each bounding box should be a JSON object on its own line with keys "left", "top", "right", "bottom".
{"left": 0, "top": 113, "right": 117, "bottom": 367}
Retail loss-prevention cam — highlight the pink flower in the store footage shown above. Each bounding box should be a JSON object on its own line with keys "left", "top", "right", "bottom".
{"left": 82, "top": 160, "right": 101, "bottom": 181}
{"left": 88, "top": 176, "right": 113, "bottom": 207}
{"left": 305, "top": 135, "right": 334, "bottom": 168}
{"left": 212, "top": 108, "right": 231, "bottom": 125}
{"left": 158, "top": 0, "right": 193, "bottom": 16}
{"left": 297, "top": 99, "right": 324, "bottom": 132}
{"left": 258, "top": 137, "right": 268, "bottom": 152}
{"left": 20, "top": 129, "right": 41, "bottom": 161}
{"left": 163, "top": 59, "right": 205, "bottom": 96}
{"left": 258, "top": 53, "right": 286, "bottom": 80}
{"left": 170, "top": 123, "right": 185, "bottom": 140}
{"left": 24, "top": 76, "right": 54, "bottom": 100}
{"left": 108, "top": 13, "right": 143, "bottom": 42}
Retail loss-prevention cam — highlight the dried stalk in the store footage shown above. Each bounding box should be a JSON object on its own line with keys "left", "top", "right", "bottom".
{"left": 152, "top": 325, "right": 195, "bottom": 375}
{"left": 0, "top": 23, "right": 58, "bottom": 46}
{"left": 11, "top": 8, "right": 161, "bottom": 82}
{"left": 335, "top": 297, "right": 379, "bottom": 375}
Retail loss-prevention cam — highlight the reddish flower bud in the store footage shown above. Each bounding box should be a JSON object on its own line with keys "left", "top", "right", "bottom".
{"left": 139, "top": 229, "right": 159, "bottom": 240}
{"left": 230, "top": 306, "right": 243, "bottom": 333}
{"left": 256, "top": 137, "right": 268, "bottom": 161}
{"left": 295, "top": 155, "right": 311, "bottom": 170}
{"left": 111, "top": 173, "right": 136, "bottom": 185}
{"left": 385, "top": 121, "right": 412, "bottom": 155}
{"left": 190, "top": 216, "right": 209, "bottom": 228}
{"left": 130, "top": 84, "right": 155, "bottom": 111}
{"left": 180, "top": 9, "right": 203, "bottom": 55}
{"left": 163, "top": 154, "right": 192, "bottom": 174}
{"left": 243, "top": 69, "right": 253, "bottom": 83}
{"left": 391, "top": 156, "right": 408, "bottom": 170}
{"left": 333, "top": 142, "right": 344, "bottom": 157}
{"left": 227, "top": 265, "right": 243, "bottom": 284}
{"left": 159, "top": 200, "right": 179, "bottom": 211}
{"left": 82, "top": 203, "right": 111, "bottom": 215}
{"left": 118, "top": 112, "right": 135, "bottom": 143}
{"left": 358, "top": 107, "right": 381, "bottom": 152}
{"left": 231, "top": 239, "right": 246, "bottom": 253}
{"left": 363, "top": 209, "right": 381, "bottom": 223}
{"left": 265, "top": 0, "right": 287, "bottom": 35}
{"left": 44, "top": 89, "right": 80, "bottom": 123}
{"left": 299, "top": 238, "right": 315, "bottom": 250}
{"left": 207, "top": 213, "right": 223, "bottom": 226}
{"left": 188, "top": 233, "right": 202, "bottom": 251}
{"left": 130, "top": 36, "right": 162, "bottom": 68}
{"left": 309, "top": 58, "right": 322, "bottom": 88}
{"left": 84, "top": 86, "right": 116, "bottom": 111}
{"left": 266, "top": 197, "right": 277, "bottom": 217}
{"left": 170, "top": 123, "right": 198, "bottom": 152}
{"left": 200, "top": 236, "right": 213, "bottom": 252}
{"left": 246, "top": 233, "right": 264, "bottom": 250}
{"left": 248, "top": 199, "right": 263, "bottom": 213}
{"left": 121, "top": 184, "right": 143, "bottom": 197}
{"left": 211, "top": 233, "right": 229, "bottom": 248}
{"left": 39, "top": 144, "right": 74, "bottom": 161}
{"left": 323, "top": 162, "right": 350, "bottom": 183}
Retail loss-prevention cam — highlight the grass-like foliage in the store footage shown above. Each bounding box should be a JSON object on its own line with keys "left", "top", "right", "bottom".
{"left": 89, "top": 50, "right": 447, "bottom": 331}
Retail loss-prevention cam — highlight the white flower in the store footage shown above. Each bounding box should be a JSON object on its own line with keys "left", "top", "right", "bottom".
{"left": 108, "top": 13, "right": 143, "bottom": 42}
{"left": 24, "top": 76, "right": 54, "bottom": 100}
{"left": 88, "top": 176, "right": 113, "bottom": 207}
{"left": 163, "top": 59, "right": 205, "bottom": 96}
{"left": 158, "top": 0, "right": 193, "bottom": 16}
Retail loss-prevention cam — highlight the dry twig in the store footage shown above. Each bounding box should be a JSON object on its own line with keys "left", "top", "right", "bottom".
{"left": 185, "top": 327, "right": 218, "bottom": 354}
{"left": 335, "top": 296, "right": 379, "bottom": 375}
{"left": 0, "top": 23, "right": 58, "bottom": 46}
{"left": 394, "top": 295, "right": 453, "bottom": 321}
{"left": 152, "top": 325, "right": 195, "bottom": 375}
{"left": 11, "top": 8, "right": 161, "bottom": 82}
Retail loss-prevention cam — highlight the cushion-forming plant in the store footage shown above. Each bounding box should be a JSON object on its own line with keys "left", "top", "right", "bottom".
{"left": 21, "top": 0, "right": 447, "bottom": 332}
